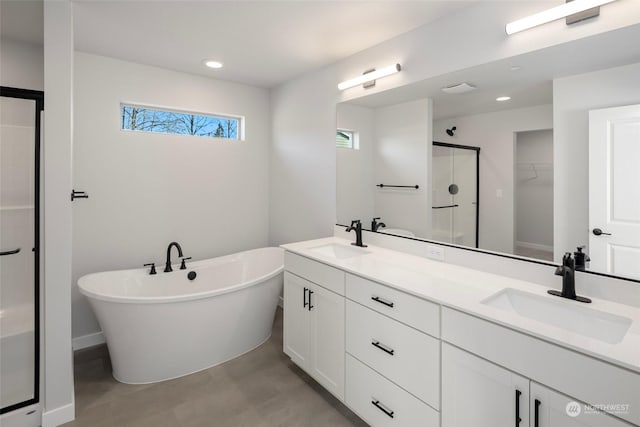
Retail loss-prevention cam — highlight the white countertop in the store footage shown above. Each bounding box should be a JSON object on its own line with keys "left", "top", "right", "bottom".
{"left": 281, "top": 236, "right": 640, "bottom": 374}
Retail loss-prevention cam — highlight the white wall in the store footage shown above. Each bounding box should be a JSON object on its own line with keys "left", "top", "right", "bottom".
{"left": 374, "top": 99, "right": 432, "bottom": 238}
{"left": 336, "top": 104, "right": 375, "bottom": 225}
{"left": 433, "top": 105, "right": 553, "bottom": 253}
{"left": 43, "top": 1, "right": 74, "bottom": 424}
{"left": 515, "top": 129, "right": 553, "bottom": 251}
{"left": 554, "top": 61, "right": 640, "bottom": 262}
{"left": 0, "top": 38, "right": 44, "bottom": 90}
{"left": 72, "top": 53, "right": 271, "bottom": 339}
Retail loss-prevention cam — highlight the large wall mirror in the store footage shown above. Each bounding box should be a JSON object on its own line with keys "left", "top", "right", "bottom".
{"left": 336, "top": 24, "right": 640, "bottom": 282}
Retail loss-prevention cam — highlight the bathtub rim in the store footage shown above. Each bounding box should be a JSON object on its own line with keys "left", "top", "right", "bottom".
{"left": 78, "top": 247, "right": 283, "bottom": 305}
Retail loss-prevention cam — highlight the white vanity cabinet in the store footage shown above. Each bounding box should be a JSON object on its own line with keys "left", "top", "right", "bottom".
{"left": 283, "top": 253, "right": 346, "bottom": 400}
{"left": 345, "top": 274, "right": 440, "bottom": 426}
{"left": 442, "top": 343, "right": 531, "bottom": 427}
{"left": 530, "top": 383, "right": 632, "bottom": 427}
{"left": 442, "top": 307, "right": 640, "bottom": 427}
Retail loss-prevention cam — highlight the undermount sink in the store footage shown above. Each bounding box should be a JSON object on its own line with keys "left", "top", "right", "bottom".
{"left": 481, "top": 288, "right": 632, "bottom": 344}
{"left": 308, "top": 243, "right": 370, "bottom": 259}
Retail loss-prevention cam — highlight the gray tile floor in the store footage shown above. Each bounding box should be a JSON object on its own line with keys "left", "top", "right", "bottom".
{"left": 64, "top": 308, "right": 368, "bottom": 427}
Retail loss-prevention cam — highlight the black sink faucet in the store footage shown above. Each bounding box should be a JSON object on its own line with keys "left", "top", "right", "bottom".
{"left": 346, "top": 220, "right": 367, "bottom": 248}
{"left": 548, "top": 252, "right": 591, "bottom": 303}
{"left": 164, "top": 242, "right": 183, "bottom": 273}
{"left": 371, "top": 217, "right": 386, "bottom": 232}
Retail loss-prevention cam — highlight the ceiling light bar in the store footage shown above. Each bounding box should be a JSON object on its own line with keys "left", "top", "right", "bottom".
{"left": 505, "top": 0, "right": 619, "bottom": 35}
{"left": 338, "top": 64, "right": 401, "bottom": 91}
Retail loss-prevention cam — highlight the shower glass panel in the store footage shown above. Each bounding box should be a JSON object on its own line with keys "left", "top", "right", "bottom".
{"left": 431, "top": 142, "right": 479, "bottom": 247}
{"left": 0, "top": 88, "right": 42, "bottom": 414}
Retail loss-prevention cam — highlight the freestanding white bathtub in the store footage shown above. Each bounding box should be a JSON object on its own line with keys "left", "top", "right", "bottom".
{"left": 78, "top": 247, "right": 284, "bottom": 384}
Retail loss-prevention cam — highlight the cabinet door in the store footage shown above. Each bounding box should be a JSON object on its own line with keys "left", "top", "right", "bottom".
{"left": 442, "top": 343, "right": 530, "bottom": 427}
{"left": 283, "top": 272, "right": 310, "bottom": 368}
{"left": 309, "top": 282, "right": 345, "bottom": 401}
{"left": 531, "top": 383, "right": 631, "bottom": 427}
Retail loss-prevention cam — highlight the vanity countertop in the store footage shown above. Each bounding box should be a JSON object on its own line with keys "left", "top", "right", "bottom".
{"left": 281, "top": 236, "right": 640, "bottom": 374}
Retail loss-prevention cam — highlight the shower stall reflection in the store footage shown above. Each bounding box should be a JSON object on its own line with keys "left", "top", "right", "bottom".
{"left": 431, "top": 142, "right": 479, "bottom": 248}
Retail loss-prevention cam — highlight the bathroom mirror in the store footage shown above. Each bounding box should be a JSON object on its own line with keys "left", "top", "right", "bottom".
{"left": 336, "top": 24, "right": 640, "bottom": 281}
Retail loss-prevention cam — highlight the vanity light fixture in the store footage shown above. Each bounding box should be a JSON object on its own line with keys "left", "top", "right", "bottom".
{"left": 505, "top": 0, "right": 619, "bottom": 35}
{"left": 337, "top": 63, "right": 401, "bottom": 91}
{"left": 203, "top": 59, "right": 223, "bottom": 69}
{"left": 496, "top": 96, "right": 511, "bottom": 102}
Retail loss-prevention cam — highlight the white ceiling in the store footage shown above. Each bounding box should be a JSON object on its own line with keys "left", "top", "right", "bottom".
{"left": 72, "top": 0, "right": 474, "bottom": 88}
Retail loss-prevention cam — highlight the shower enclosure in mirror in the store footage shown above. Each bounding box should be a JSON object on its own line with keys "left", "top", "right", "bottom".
{"left": 432, "top": 142, "right": 479, "bottom": 248}
{"left": 0, "top": 87, "right": 42, "bottom": 415}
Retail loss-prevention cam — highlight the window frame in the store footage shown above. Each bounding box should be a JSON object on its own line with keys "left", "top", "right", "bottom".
{"left": 120, "top": 102, "right": 245, "bottom": 141}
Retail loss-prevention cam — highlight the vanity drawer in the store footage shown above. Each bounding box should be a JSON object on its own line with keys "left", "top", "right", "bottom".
{"left": 346, "top": 273, "right": 439, "bottom": 337}
{"left": 346, "top": 354, "right": 439, "bottom": 427}
{"left": 346, "top": 300, "right": 440, "bottom": 408}
{"left": 285, "top": 251, "right": 345, "bottom": 295}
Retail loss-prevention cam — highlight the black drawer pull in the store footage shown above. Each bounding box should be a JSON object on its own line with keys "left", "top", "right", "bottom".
{"left": 371, "top": 340, "right": 395, "bottom": 356}
{"left": 303, "top": 287, "right": 308, "bottom": 308}
{"left": 371, "top": 399, "right": 394, "bottom": 418}
{"left": 371, "top": 295, "right": 394, "bottom": 308}
{"left": 534, "top": 399, "right": 541, "bottom": 427}
{"left": 515, "top": 389, "right": 522, "bottom": 426}
{"left": 308, "top": 289, "right": 314, "bottom": 310}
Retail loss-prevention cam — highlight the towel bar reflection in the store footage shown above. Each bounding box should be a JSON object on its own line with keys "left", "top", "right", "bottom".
{"left": 376, "top": 184, "right": 419, "bottom": 189}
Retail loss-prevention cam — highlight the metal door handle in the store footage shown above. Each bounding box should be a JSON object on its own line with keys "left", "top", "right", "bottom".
{"left": 535, "top": 399, "right": 541, "bottom": 427}
{"left": 308, "top": 290, "right": 314, "bottom": 310}
{"left": 0, "top": 248, "right": 21, "bottom": 256}
{"left": 592, "top": 228, "right": 611, "bottom": 236}
{"left": 515, "top": 390, "right": 522, "bottom": 426}
{"left": 303, "top": 287, "right": 308, "bottom": 308}
{"left": 371, "top": 295, "right": 394, "bottom": 308}
{"left": 371, "top": 340, "right": 395, "bottom": 356}
{"left": 371, "top": 399, "right": 394, "bottom": 418}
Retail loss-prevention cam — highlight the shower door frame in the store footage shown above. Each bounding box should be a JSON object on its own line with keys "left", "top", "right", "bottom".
{"left": 432, "top": 141, "right": 480, "bottom": 248}
{"left": 0, "top": 86, "right": 43, "bottom": 415}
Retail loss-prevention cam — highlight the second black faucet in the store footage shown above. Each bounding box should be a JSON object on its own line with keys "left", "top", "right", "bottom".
{"left": 346, "top": 220, "right": 367, "bottom": 247}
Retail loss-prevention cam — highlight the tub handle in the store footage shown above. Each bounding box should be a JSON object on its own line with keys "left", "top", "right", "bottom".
{"left": 180, "top": 257, "right": 192, "bottom": 270}
{"left": 308, "top": 290, "right": 314, "bottom": 310}
{"left": 143, "top": 263, "right": 157, "bottom": 275}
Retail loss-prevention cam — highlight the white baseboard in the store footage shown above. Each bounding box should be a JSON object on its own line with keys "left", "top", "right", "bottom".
{"left": 515, "top": 241, "right": 553, "bottom": 253}
{"left": 42, "top": 401, "right": 74, "bottom": 427}
{"left": 72, "top": 331, "right": 105, "bottom": 350}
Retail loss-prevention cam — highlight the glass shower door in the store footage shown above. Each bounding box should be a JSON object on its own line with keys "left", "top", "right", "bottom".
{"left": 432, "top": 142, "right": 479, "bottom": 247}
{"left": 0, "top": 89, "right": 42, "bottom": 414}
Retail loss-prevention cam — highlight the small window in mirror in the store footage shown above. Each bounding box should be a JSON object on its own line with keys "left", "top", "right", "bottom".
{"left": 336, "top": 129, "right": 358, "bottom": 149}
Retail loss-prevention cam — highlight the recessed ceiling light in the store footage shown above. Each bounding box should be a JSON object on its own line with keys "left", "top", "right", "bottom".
{"left": 496, "top": 96, "right": 511, "bottom": 102}
{"left": 203, "top": 59, "right": 223, "bottom": 69}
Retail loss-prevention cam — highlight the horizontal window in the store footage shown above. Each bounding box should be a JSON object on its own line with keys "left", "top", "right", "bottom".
{"left": 120, "top": 104, "right": 242, "bottom": 140}
{"left": 337, "top": 129, "right": 358, "bottom": 149}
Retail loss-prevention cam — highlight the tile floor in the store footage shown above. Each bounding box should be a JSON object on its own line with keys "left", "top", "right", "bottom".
{"left": 64, "top": 308, "right": 367, "bottom": 427}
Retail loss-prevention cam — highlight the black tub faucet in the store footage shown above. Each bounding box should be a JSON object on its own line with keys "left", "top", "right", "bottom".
{"left": 548, "top": 252, "right": 591, "bottom": 303}
{"left": 164, "top": 242, "right": 184, "bottom": 273}
{"left": 346, "top": 220, "right": 367, "bottom": 248}
{"left": 371, "top": 217, "right": 386, "bottom": 232}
